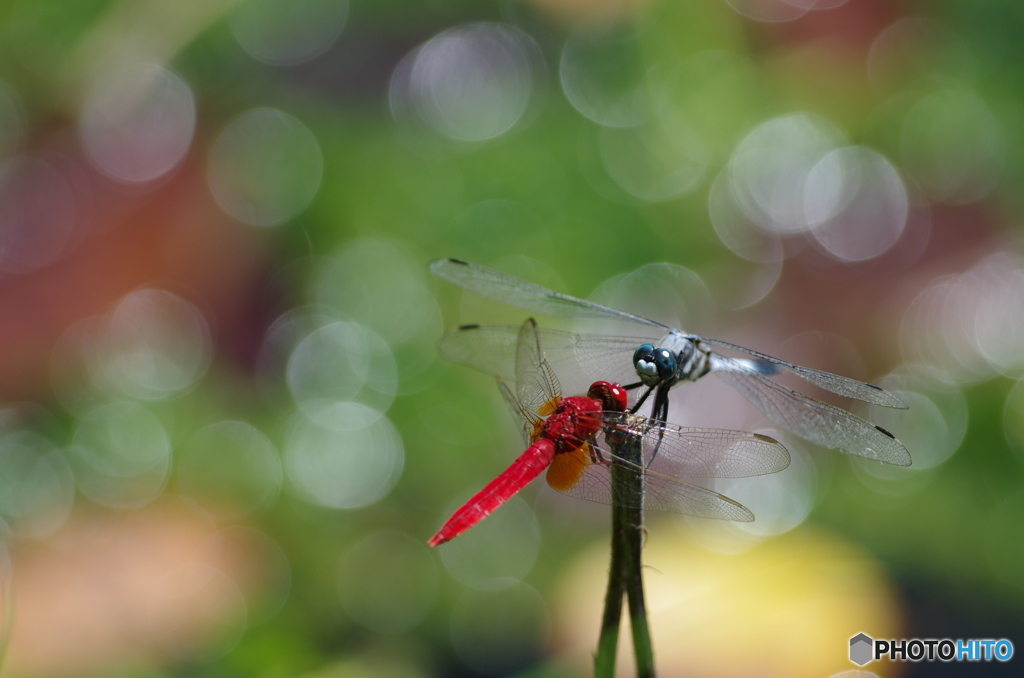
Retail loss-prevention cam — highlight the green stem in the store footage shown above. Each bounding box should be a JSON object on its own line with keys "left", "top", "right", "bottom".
{"left": 622, "top": 500, "right": 654, "bottom": 677}
{"left": 594, "top": 431, "right": 654, "bottom": 677}
{"left": 0, "top": 575, "right": 12, "bottom": 677}
{"left": 594, "top": 510, "right": 624, "bottom": 678}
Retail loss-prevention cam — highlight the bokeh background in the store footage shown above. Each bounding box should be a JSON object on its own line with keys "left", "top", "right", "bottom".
{"left": 0, "top": 0, "right": 1020, "bottom": 676}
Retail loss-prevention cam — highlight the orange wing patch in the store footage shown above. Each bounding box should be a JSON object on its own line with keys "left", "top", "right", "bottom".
{"left": 536, "top": 396, "right": 561, "bottom": 417}
{"left": 531, "top": 396, "right": 563, "bottom": 443}
{"left": 546, "top": 443, "right": 592, "bottom": 492}
{"left": 529, "top": 420, "right": 544, "bottom": 443}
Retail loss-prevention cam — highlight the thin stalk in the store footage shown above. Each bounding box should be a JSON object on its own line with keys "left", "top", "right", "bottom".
{"left": 594, "top": 431, "right": 654, "bottom": 677}
{"left": 594, "top": 514, "right": 623, "bottom": 678}
{"left": 0, "top": 576, "right": 12, "bottom": 677}
{"left": 622, "top": 503, "right": 653, "bottom": 674}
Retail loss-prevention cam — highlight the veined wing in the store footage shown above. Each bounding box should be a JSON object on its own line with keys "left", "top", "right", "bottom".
{"left": 432, "top": 259, "right": 908, "bottom": 411}
{"left": 431, "top": 258, "right": 669, "bottom": 330}
{"left": 438, "top": 324, "right": 651, "bottom": 396}
{"left": 545, "top": 443, "right": 754, "bottom": 521}
{"left": 601, "top": 413, "right": 791, "bottom": 478}
{"left": 710, "top": 355, "right": 912, "bottom": 466}
{"left": 497, "top": 378, "right": 542, "bottom": 445}
{"left": 514, "top": 318, "right": 563, "bottom": 416}
{"left": 702, "top": 337, "right": 907, "bottom": 409}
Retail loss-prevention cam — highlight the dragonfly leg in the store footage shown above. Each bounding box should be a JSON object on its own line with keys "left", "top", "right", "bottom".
{"left": 645, "top": 384, "right": 671, "bottom": 467}
{"left": 630, "top": 385, "right": 655, "bottom": 414}
{"left": 589, "top": 442, "right": 608, "bottom": 465}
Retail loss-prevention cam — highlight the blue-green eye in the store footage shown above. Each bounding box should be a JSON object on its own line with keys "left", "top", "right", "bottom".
{"left": 633, "top": 344, "right": 677, "bottom": 385}
{"left": 633, "top": 344, "right": 660, "bottom": 384}
{"left": 654, "top": 348, "right": 676, "bottom": 378}
{"left": 633, "top": 344, "right": 655, "bottom": 362}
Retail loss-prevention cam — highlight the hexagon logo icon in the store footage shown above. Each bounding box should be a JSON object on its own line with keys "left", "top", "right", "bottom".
{"left": 850, "top": 633, "right": 874, "bottom": 666}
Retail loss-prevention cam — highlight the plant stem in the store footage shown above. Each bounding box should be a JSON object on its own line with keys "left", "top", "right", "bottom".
{"left": 594, "top": 431, "right": 654, "bottom": 677}
{"left": 594, "top": 520, "right": 623, "bottom": 678}
{"left": 0, "top": 576, "right": 12, "bottom": 677}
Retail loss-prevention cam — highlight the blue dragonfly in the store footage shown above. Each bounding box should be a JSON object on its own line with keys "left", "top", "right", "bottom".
{"left": 432, "top": 258, "right": 911, "bottom": 466}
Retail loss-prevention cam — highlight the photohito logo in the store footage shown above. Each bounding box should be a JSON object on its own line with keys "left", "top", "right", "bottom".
{"left": 849, "top": 633, "right": 1014, "bottom": 666}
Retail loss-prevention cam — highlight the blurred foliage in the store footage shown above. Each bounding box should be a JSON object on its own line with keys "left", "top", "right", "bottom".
{"left": 0, "top": 1, "right": 1021, "bottom": 677}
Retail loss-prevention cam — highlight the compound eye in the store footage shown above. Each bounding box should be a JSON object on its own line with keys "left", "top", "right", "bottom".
{"left": 654, "top": 348, "right": 676, "bottom": 379}
{"left": 633, "top": 344, "right": 655, "bottom": 362}
{"left": 587, "top": 381, "right": 629, "bottom": 412}
{"left": 607, "top": 384, "right": 628, "bottom": 412}
{"left": 633, "top": 344, "right": 658, "bottom": 379}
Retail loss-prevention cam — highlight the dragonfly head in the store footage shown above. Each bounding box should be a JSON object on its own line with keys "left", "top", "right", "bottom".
{"left": 633, "top": 344, "right": 676, "bottom": 387}
{"left": 587, "top": 381, "right": 628, "bottom": 413}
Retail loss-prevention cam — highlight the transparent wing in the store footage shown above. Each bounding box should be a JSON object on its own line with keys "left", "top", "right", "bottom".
{"left": 438, "top": 323, "right": 651, "bottom": 396}
{"left": 514, "top": 318, "right": 562, "bottom": 415}
{"left": 701, "top": 337, "right": 907, "bottom": 409}
{"left": 431, "top": 258, "right": 669, "bottom": 330}
{"left": 432, "top": 259, "right": 906, "bottom": 410}
{"left": 545, "top": 443, "right": 754, "bottom": 521}
{"left": 710, "top": 355, "right": 912, "bottom": 466}
{"left": 496, "top": 377, "right": 539, "bottom": 446}
{"left": 600, "top": 412, "right": 791, "bottom": 478}
{"left": 438, "top": 324, "right": 520, "bottom": 384}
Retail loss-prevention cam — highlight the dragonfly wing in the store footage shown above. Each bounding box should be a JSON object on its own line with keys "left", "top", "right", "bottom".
{"left": 497, "top": 378, "right": 539, "bottom": 445}
{"left": 601, "top": 413, "right": 791, "bottom": 478}
{"left": 515, "top": 318, "right": 562, "bottom": 415}
{"left": 710, "top": 357, "right": 912, "bottom": 466}
{"left": 553, "top": 332, "right": 654, "bottom": 390}
{"left": 440, "top": 324, "right": 521, "bottom": 384}
{"left": 439, "top": 324, "right": 650, "bottom": 395}
{"left": 431, "top": 258, "right": 669, "bottom": 330}
{"left": 545, "top": 444, "right": 753, "bottom": 521}
{"left": 702, "top": 337, "right": 908, "bottom": 409}
{"left": 641, "top": 469, "right": 754, "bottom": 521}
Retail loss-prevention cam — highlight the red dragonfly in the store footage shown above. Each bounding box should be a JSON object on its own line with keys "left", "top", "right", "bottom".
{"left": 428, "top": 319, "right": 791, "bottom": 546}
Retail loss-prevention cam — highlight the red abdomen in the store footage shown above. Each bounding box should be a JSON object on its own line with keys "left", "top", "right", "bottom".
{"left": 428, "top": 439, "right": 557, "bottom": 547}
